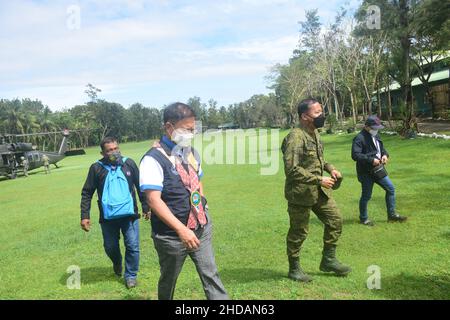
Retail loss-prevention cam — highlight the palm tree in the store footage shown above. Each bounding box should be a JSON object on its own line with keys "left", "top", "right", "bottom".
{"left": 3, "top": 101, "right": 25, "bottom": 134}
{"left": 39, "top": 107, "right": 57, "bottom": 150}
{"left": 39, "top": 107, "right": 56, "bottom": 132}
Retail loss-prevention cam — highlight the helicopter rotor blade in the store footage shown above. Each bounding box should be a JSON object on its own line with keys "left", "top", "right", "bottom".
{"left": 2, "top": 128, "right": 98, "bottom": 138}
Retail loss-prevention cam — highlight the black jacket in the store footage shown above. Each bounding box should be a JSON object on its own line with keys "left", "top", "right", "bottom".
{"left": 80, "top": 157, "right": 149, "bottom": 223}
{"left": 351, "top": 130, "right": 389, "bottom": 175}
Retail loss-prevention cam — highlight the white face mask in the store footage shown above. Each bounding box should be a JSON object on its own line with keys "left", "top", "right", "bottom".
{"left": 171, "top": 129, "right": 194, "bottom": 147}
{"left": 369, "top": 129, "right": 379, "bottom": 136}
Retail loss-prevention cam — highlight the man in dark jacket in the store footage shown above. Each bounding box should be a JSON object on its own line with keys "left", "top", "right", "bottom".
{"left": 351, "top": 115, "right": 407, "bottom": 226}
{"left": 80, "top": 137, "right": 149, "bottom": 289}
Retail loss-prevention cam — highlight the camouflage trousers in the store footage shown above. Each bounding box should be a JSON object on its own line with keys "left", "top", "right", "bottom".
{"left": 286, "top": 191, "right": 343, "bottom": 258}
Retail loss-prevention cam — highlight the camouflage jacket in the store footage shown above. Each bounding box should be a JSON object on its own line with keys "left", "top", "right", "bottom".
{"left": 281, "top": 125, "right": 336, "bottom": 206}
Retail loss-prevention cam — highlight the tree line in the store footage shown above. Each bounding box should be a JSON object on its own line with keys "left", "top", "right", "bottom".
{"left": 270, "top": 0, "right": 449, "bottom": 135}
{"left": 0, "top": 89, "right": 286, "bottom": 150}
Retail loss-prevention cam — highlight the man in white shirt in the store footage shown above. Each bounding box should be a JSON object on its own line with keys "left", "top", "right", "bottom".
{"left": 140, "top": 102, "right": 228, "bottom": 300}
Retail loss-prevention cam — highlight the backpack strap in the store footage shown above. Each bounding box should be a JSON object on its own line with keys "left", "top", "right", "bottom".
{"left": 96, "top": 160, "right": 111, "bottom": 172}
{"left": 97, "top": 157, "right": 128, "bottom": 171}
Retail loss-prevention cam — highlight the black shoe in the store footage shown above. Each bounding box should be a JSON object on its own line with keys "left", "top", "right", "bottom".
{"left": 288, "top": 257, "right": 313, "bottom": 283}
{"left": 388, "top": 214, "right": 408, "bottom": 223}
{"left": 360, "top": 219, "right": 375, "bottom": 226}
{"left": 125, "top": 278, "right": 137, "bottom": 289}
{"left": 113, "top": 264, "right": 122, "bottom": 276}
{"left": 319, "top": 245, "right": 352, "bottom": 276}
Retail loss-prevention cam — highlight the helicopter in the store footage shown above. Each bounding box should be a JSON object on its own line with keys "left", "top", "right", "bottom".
{"left": 0, "top": 129, "right": 70, "bottom": 179}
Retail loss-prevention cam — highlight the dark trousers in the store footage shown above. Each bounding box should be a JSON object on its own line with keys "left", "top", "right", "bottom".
{"left": 358, "top": 173, "right": 396, "bottom": 221}
{"left": 100, "top": 217, "right": 140, "bottom": 280}
{"left": 152, "top": 222, "right": 228, "bottom": 300}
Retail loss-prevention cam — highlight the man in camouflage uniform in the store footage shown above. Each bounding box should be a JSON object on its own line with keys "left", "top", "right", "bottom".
{"left": 21, "top": 156, "right": 29, "bottom": 177}
{"left": 282, "top": 98, "right": 351, "bottom": 282}
{"left": 42, "top": 154, "right": 50, "bottom": 174}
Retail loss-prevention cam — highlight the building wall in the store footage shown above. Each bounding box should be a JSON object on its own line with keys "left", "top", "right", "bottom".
{"left": 378, "top": 79, "right": 449, "bottom": 118}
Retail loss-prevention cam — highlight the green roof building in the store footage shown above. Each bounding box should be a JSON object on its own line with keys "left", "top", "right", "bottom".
{"left": 375, "top": 56, "right": 449, "bottom": 118}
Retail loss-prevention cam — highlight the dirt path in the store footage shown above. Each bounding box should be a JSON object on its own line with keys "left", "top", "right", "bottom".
{"left": 417, "top": 120, "right": 450, "bottom": 134}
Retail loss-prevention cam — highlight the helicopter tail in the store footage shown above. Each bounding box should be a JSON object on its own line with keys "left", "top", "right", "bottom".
{"left": 58, "top": 129, "right": 70, "bottom": 155}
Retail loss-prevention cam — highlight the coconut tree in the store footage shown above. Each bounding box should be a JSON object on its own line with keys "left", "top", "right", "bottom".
{"left": 3, "top": 101, "right": 25, "bottom": 135}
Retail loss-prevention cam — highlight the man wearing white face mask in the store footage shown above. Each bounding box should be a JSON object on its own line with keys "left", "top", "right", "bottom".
{"left": 139, "top": 102, "right": 228, "bottom": 300}
{"left": 171, "top": 127, "right": 195, "bottom": 147}
{"left": 352, "top": 115, "right": 408, "bottom": 226}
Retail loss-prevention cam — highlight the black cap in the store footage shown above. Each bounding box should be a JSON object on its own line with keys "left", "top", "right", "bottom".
{"left": 365, "top": 115, "right": 385, "bottom": 130}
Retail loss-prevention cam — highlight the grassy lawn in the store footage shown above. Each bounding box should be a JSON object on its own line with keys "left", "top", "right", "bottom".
{"left": 0, "top": 130, "right": 449, "bottom": 300}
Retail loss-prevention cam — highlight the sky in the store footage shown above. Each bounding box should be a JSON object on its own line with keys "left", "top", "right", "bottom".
{"left": 0, "top": 0, "right": 360, "bottom": 111}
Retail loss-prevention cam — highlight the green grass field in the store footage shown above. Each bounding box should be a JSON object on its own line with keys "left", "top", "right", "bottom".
{"left": 1, "top": 130, "right": 449, "bottom": 300}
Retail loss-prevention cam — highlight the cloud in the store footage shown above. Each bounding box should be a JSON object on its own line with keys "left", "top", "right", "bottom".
{"left": 215, "top": 35, "right": 299, "bottom": 61}
{"left": 0, "top": 0, "right": 358, "bottom": 110}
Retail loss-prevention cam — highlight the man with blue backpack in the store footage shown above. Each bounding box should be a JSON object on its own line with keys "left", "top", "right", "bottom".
{"left": 80, "top": 137, "right": 149, "bottom": 289}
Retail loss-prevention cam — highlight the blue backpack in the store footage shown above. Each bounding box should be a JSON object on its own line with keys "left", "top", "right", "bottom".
{"left": 97, "top": 157, "right": 135, "bottom": 220}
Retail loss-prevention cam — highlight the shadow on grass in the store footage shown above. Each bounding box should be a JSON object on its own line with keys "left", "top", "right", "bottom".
{"left": 441, "top": 230, "right": 450, "bottom": 240}
{"left": 342, "top": 218, "right": 365, "bottom": 225}
{"left": 307, "top": 271, "right": 350, "bottom": 278}
{"left": 371, "top": 274, "right": 450, "bottom": 300}
{"left": 219, "top": 268, "right": 286, "bottom": 283}
{"left": 59, "top": 266, "right": 123, "bottom": 286}
{"left": 0, "top": 168, "right": 57, "bottom": 181}
{"left": 435, "top": 142, "right": 450, "bottom": 150}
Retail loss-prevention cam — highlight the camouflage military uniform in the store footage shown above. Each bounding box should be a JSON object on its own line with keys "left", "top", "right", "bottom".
{"left": 42, "top": 155, "right": 50, "bottom": 174}
{"left": 282, "top": 124, "right": 343, "bottom": 259}
{"left": 22, "top": 158, "right": 29, "bottom": 177}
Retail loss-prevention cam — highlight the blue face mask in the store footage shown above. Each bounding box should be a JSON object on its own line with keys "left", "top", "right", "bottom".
{"left": 369, "top": 129, "right": 379, "bottom": 136}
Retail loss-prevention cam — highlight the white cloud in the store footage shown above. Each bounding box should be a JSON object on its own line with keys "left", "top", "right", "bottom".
{"left": 0, "top": 0, "right": 358, "bottom": 110}
{"left": 215, "top": 35, "right": 299, "bottom": 61}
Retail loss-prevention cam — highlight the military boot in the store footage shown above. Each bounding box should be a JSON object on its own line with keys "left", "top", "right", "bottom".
{"left": 319, "top": 245, "right": 352, "bottom": 276}
{"left": 288, "top": 257, "right": 313, "bottom": 282}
